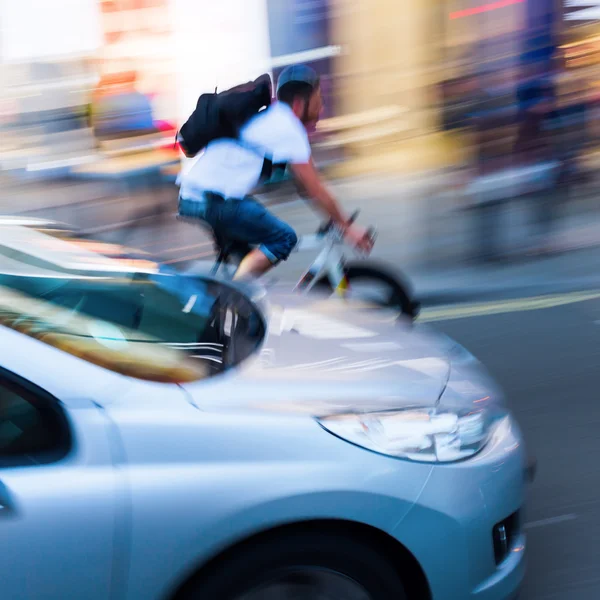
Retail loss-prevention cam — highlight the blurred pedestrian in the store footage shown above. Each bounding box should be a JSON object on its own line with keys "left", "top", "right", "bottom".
{"left": 90, "top": 70, "right": 172, "bottom": 236}
{"left": 91, "top": 70, "right": 156, "bottom": 139}
{"left": 466, "top": 68, "right": 516, "bottom": 262}
{"left": 514, "top": 62, "right": 559, "bottom": 254}
{"left": 550, "top": 67, "right": 590, "bottom": 197}
{"left": 441, "top": 75, "right": 479, "bottom": 133}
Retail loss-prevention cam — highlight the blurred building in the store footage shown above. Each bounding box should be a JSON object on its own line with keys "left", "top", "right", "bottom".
{"left": 328, "top": 0, "right": 529, "bottom": 173}
{"left": 0, "top": 0, "right": 101, "bottom": 173}
{"left": 329, "top": 1, "right": 442, "bottom": 166}
{"left": 1, "top": 0, "right": 599, "bottom": 179}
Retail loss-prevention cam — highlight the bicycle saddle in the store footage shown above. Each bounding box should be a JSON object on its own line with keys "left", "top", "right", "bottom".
{"left": 177, "top": 214, "right": 252, "bottom": 264}
{"left": 212, "top": 231, "right": 253, "bottom": 264}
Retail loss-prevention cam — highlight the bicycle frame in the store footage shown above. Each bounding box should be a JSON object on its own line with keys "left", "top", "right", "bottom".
{"left": 213, "top": 227, "right": 350, "bottom": 295}
{"left": 292, "top": 230, "right": 348, "bottom": 295}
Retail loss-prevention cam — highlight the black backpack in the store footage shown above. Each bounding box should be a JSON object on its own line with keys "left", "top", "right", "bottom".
{"left": 177, "top": 74, "right": 272, "bottom": 158}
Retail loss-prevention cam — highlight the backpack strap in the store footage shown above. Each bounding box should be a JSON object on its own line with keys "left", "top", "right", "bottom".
{"left": 235, "top": 138, "right": 282, "bottom": 184}
{"left": 260, "top": 156, "right": 274, "bottom": 181}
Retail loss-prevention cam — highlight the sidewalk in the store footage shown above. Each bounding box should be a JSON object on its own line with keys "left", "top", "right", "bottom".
{"left": 412, "top": 244, "right": 600, "bottom": 306}
{"left": 0, "top": 172, "right": 174, "bottom": 234}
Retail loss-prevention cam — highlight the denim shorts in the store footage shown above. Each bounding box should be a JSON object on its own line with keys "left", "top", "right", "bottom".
{"left": 178, "top": 193, "right": 298, "bottom": 264}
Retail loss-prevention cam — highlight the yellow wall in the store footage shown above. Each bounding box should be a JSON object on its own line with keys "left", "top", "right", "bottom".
{"left": 326, "top": 0, "right": 524, "bottom": 176}
{"left": 336, "top": 1, "right": 443, "bottom": 124}
{"left": 328, "top": 0, "right": 444, "bottom": 170}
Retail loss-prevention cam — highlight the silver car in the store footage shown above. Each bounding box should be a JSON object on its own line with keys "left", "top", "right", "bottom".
{"left": 0, "top": 228, "right": 531, "bottom": 600}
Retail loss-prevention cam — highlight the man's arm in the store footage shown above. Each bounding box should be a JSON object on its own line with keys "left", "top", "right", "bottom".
{"left": 290, "top": 160, "right": 372, "bottom": 252}
{"left": 290, "top": 160, "right": 348, "bottom": 227}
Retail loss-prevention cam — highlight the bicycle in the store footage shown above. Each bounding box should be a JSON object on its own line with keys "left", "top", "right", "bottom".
{"left": 177, "top": 209, "right": 420, "bottom": 321}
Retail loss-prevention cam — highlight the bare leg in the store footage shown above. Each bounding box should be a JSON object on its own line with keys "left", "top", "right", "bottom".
{"left": 233, "top": 248, "right": 274, "bottom": 280}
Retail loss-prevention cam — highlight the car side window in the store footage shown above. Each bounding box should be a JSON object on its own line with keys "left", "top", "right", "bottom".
{"left": 0, "top": 373, "right": 71, "bottom": 468}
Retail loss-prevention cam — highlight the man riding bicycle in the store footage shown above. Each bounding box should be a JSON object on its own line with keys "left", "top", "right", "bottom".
{"left": 178, "top": 64, "right": 372, "bottom": 280}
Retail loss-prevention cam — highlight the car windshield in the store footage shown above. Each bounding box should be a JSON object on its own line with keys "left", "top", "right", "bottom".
{"left": 0, "top": 269, "right": 265, "bottom": 383}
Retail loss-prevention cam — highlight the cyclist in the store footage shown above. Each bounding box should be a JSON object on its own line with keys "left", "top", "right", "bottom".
{"left": 178, "top": 64, "right": 372, "bottom": 280}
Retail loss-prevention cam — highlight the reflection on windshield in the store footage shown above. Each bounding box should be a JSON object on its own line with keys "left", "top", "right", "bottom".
{"left": 0, "top": 272, "right": 264, "bottom": 383}
{"left": 0, "top": 284, "right": 208, "bottom": 382}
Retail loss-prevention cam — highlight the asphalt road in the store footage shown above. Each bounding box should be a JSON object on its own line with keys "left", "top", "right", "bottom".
{"left": 426, "top": 295, "right": 600, "bottom": 600}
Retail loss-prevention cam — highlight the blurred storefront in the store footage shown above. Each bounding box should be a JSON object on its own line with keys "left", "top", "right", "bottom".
{"left": 443, "top": 0, "right": 525, "bottom": 72}
{"left": 556, "top": 1, "right": 600, "bottom": 168}
{"left": 0, "top": 0, "right": 102, "bottom": 172}
{"left": 0, "top": 0, "right": 481, "bottom": 177}
{"left": 1, "top": 0, "right": 181, "bottom": 175}
{"left": 560, "top": 0, "right": 600, "bottom": 66}
{"left": 3, "top": 0, "right": 583, "bottom": 179}
{"left": 98, "top": 0, "right": 178, "bottom": 127}
{"left": 323, "top": 0, "right": 537, "bottom": 174}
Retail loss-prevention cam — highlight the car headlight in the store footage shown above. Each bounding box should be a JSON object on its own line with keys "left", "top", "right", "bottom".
{"left": 318, "top": 408, "right": 496, "bottom": 463}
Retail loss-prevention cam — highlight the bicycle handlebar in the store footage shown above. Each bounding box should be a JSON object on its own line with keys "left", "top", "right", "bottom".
{"left": 317, "top": 209, "right": 361, "bottom": 236}
{"left": 366, "top": 226, "right": 377, "bottom": 245}
{"left": 348, "top": 209, "right": 360, "bottom": 225}
{"left": 315, "top": 209, "right": 376, "bottom": 251}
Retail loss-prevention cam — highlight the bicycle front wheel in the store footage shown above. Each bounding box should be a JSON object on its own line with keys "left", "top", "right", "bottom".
{"left": 313, "top": 261, "right": 419, "bottom": 320}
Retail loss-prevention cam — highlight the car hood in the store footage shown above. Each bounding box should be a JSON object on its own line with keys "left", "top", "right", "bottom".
{"left": 184, "top": 286, "right": 456, "bottom": 416}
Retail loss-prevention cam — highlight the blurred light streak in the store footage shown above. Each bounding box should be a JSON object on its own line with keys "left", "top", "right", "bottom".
{"left": 565, "top": 6, "right": 600, "bottom": 19}
{"left": 270, "top": 45, "right": 343, "bottom": 69}
{"left": 450, "top": 0, "right": 524, "bottom": 20}
{"left": 561, "top": 34, "right": 600, "bottom": 49}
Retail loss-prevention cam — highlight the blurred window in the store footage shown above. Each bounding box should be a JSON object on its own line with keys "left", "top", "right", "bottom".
{"left": 0, "top": 372, "right": 71, "bottom": 468}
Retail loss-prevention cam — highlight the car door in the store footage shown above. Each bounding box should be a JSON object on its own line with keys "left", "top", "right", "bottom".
{"left": 0, "top": 368, "right": 118, "bottom": 600}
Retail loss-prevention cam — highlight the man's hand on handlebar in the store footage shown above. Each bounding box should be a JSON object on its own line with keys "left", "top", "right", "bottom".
{"left": 290, "top": 161, "right": 374, "bottom": 254}
{"left": 344, "top": 223, "right": 373, "bottom": 254}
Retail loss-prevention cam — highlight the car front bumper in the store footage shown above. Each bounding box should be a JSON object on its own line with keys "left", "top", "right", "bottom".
{"left": 392, "top": 415, "right": 528, "bottom": 600}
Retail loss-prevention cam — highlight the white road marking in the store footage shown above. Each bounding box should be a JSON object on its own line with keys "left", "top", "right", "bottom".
{"left": 524, "top": 514, "right": 577, "bottom": 530}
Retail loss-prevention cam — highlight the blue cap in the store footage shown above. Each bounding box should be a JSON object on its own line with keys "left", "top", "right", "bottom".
{"left": 276, "top": 64, "right": 319, "bottom": 96}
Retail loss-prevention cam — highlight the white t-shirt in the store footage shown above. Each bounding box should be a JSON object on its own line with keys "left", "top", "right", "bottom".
{"left": 179, "top": 101, "right": 311, "bottom": 200}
